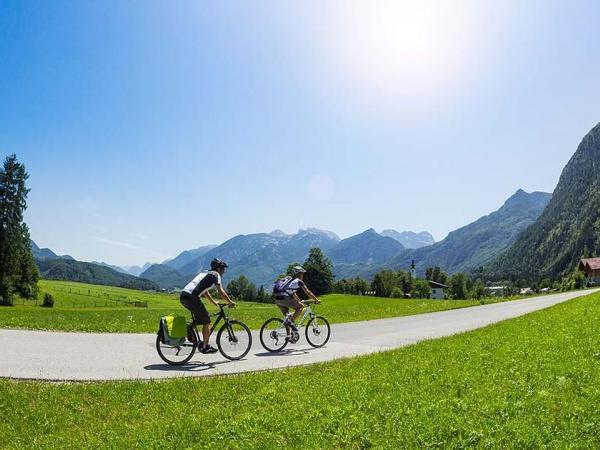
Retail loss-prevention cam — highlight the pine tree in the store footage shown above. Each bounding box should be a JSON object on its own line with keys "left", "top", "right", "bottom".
{"left": 0, "top": 155, "right": 36, "bottom": 305}
{"left": 15, "top": 223, "right": 39, "bottom": 299}
{"left": 302, "top": 248, "right": 334, "bottom": 295}
{"left": 257, "top": 285, "right": 267, "bottom": 303}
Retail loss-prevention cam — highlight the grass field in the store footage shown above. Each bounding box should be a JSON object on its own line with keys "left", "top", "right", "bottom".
{"left": 1, "top": 291, "right": 599, "bottom": 448}
{"left": 0, "top": 280, "right": 487, "bottom": 332}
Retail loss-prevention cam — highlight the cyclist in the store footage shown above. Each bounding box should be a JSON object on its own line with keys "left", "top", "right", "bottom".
{"left": 180, "top": 258, "right": 236, "bottom": 354}
{"left": 274, "top": 265, "right": 321, "bottom": 331}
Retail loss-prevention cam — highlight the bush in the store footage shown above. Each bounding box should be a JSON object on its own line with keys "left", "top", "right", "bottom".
{"left": 390, "top": 288, "right": 404, "bottom": 298}
{"left": 42, "top": 293, "right": 55, "bottom": 308}
{"left": 412, "top": 279, "right": 432, "bottom": 299}
{"left": 0, "top": 280, "right": 14, "bottom": 306}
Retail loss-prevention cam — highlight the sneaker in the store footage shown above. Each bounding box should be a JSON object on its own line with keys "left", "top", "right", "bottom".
{"left": 285, "top": 319, "right": 298, "bottom": 332}
{"left": 200, "top": 344, "right": 218, "bottom": 354}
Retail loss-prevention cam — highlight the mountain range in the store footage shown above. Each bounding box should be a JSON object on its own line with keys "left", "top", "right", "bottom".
{"left": 31, "top": 240, "right": 74, "bottom": 261}
{"left": 140, "top": 191, "right": 550, "bottom": 287}
{"left": 30, "top": 241, "right": 158, "bottom": 290}
{"left": 380, "top": 230, "right": 435, "bottom": 248}
{"left": 389, "top": 189, "right": 552, "bottom": 277}
{"left": 31, "top": 190, "right": 550, "bottom": 289}
{"left": 35, "top": 258, "right": 158, "bottom": 290}
{"left": 488, "top": 122, "right": 600, "bottom": 280}
{"left": 28, "top": 123, "right": 600, "bottom": 290}
{"left": 121, "top": 263, "right": 153, "bottom": 277}
{"left": 161, "top": 228, "right": 343, "bottom": 288}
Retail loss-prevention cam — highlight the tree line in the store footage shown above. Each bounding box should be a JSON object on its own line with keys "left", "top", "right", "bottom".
{"left": 336, "top": 267, "right": 487, "bottom": 300}
{"left": 226, "top": 247, "right": 335, "bottom": 302}
{"left": 0, "top": 155, "right": 39, "bottom": 305}
{"left": 225, "top": 247, "right": 591, "bottom": 302}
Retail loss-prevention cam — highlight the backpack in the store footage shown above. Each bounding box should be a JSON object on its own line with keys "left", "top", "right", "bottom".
{"left": 159, "top": 314, "right": 188, "bottom": 345}
{"left": 273, "top": 276, "right": 293, "bottom": 296}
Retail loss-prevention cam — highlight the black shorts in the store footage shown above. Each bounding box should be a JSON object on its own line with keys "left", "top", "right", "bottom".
{"left": 180, "top": 292, "right": 211, "bottom": 325}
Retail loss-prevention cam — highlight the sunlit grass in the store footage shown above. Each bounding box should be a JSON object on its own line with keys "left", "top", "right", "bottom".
{"left": 0, "top": 280, "right": 484, "bottom": 332}
{"left": 1, "top": 291, "right": 599, "bottom": 448}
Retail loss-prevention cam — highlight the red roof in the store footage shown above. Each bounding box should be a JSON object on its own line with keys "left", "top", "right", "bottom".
{"left": 580, "top": 258, "right": 600, "bottom": 271}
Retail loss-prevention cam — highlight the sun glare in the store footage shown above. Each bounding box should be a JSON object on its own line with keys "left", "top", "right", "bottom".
{"left": 325, "top": 1, "right": 480, "bottom": 101}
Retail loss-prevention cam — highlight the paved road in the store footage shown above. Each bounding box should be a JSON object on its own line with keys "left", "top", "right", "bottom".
{"left": 1, "top": 289, "right": 596, "bottom": 381}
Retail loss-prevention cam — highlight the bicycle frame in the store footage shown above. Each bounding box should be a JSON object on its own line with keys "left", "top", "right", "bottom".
{"left": 294, "top": 302, "right": 317, "bottom": 327}
{"left": 189, "top": 303, "right": 233, "bottom": 338}
{"left": 259, "top": 299, "right": 329, "bottom": 351}
{"left": 159, "top": 303, "right": 251, "bottom": 364}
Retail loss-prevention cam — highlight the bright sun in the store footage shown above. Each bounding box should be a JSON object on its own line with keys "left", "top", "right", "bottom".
{"left": 325, "top": 0, "right": 479, "bottom": 100}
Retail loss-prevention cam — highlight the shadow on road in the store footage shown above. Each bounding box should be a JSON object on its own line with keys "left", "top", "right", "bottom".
{"left": 253, "top": 347, "right": 317, "bottom": 358}
{"left": 144, "top": 359, "right": 232, "bottom": 373}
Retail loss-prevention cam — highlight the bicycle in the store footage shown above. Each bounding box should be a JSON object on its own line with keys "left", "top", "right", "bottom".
{"left": 259, "top": 299, "right": 331, "bottom": 352}
{"left": 156, "top": 303, "right": 252, "bottom": 365}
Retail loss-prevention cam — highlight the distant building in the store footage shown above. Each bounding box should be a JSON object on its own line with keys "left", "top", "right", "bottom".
{"left": 579, "top": 257, "right": 600, "bottom": 285}
{"left": 428, "top": 280, "right": 447, "bottom": 299}
{"left": 488, "top": 286, "right": 507, "bottom": 297}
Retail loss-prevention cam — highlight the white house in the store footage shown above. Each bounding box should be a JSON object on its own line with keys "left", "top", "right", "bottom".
{"left": 428, "top": 280, "right": 447, "bottom": 299}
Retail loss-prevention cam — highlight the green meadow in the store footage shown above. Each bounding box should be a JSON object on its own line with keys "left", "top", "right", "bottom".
{"left": 2, "top": 290, "right": 599, "bottom": 448}
{"left": 0, "top": 280, "right": 486, "bottom": 333}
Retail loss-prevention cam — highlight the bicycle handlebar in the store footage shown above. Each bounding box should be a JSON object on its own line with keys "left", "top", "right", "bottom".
{"left": 303, "top": 299, "right": 320, "bottom": 305}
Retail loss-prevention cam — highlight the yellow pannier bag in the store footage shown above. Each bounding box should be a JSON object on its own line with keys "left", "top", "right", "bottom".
{"left": 160, "top": 315, "right": 187, "bottom": 344}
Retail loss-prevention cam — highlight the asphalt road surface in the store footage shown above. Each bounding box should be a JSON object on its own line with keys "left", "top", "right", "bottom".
{"left": 1, "top": 289, "right": 596, "bottom": 381}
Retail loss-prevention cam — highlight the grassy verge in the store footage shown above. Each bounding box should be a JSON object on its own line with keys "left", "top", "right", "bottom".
{"left": 0, "top": 280, "right": 484, "bottom": 332}
{"left": 2, "top": 292, "right": 600, "bottom": 448}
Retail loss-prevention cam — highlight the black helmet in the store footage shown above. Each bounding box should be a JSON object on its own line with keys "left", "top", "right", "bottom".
{"left": 210, "top": 258, "right": 228, "bottom": 271}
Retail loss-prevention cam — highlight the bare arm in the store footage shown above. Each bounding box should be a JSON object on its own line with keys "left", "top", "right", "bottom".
{"left": 217, "top": 284, "right": 236, "bottom": 307}
{"left": 301, "top": 285, "right": 320, "bottom": 303}
{"left": 202, "top": 290, "right": 220, "bottom": 307}
{"left": 292, "top": 292, "right": 304, "bottom": 305}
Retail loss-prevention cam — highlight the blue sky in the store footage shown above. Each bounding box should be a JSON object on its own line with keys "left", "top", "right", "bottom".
{"left": 1, "top": 1, "right": 599, "bottom": 266}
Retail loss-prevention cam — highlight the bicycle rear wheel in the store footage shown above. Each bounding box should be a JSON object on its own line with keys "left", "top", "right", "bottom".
{"left": 156, "top": 330, "right": 197, "bottom": 365}
{"left": 217, "top": 320, "right": 252, "bottom": 361}
{"left": 305, "top": 316, "right": 330, "bottom": 348}
{"left": 259, "top": 318, "right": 289, "bottom": 352}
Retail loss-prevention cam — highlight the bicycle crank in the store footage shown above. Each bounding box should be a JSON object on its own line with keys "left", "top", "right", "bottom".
{"left": 289, "top": 330, "right": 300, "bottom": 344}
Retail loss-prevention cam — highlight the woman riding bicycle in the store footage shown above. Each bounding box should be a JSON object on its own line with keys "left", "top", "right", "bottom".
{"left": 273, "top": 265, "right": 321, "bottom": 331}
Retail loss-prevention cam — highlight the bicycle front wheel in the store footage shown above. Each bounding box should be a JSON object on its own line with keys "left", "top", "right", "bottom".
{"left": 156, "top": 331, "right": 197, "bottom": 366}
{"left": 305, "top": 316, "right": 331, "bottom": 348}
{"left": 217, "top": 320, "right": 252, "bottom": 361}
{"left": 259, "top": 318, "right": 289, "bottom": 352}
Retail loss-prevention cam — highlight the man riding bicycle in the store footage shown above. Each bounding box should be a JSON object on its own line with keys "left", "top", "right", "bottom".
{"left": 180, "top": 258, "right": 236, "bottom": 354}
{"left": 273, "top": 265, "right": 321, "bottom": 331}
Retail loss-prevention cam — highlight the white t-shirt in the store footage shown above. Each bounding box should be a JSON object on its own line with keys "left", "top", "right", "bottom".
{"left": 182, "top": 271, "right": 222, "bottom": 296}
{"left": 283, "top": 278, "right": 305, "bottom": 296}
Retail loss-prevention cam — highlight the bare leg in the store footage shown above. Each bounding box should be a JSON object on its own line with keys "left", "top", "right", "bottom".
{"left": 202, "top": 324, "right": 211, "bottom": 347}
{"left": 291, "top": 307, "right": 303, "bottom": 323}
